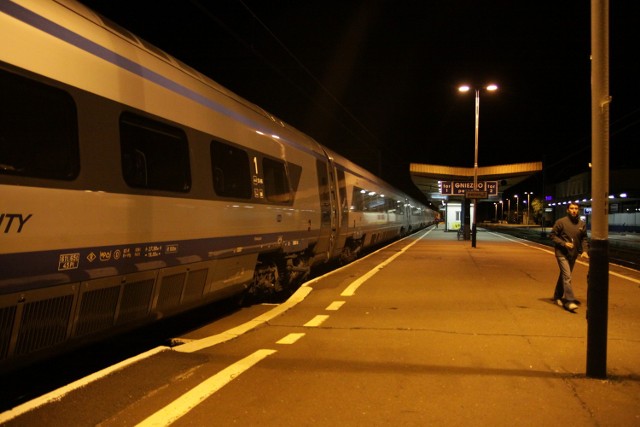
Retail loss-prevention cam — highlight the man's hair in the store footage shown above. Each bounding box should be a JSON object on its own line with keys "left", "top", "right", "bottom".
{"left": 568, "top": 202, "right": 580, "bottom": 209}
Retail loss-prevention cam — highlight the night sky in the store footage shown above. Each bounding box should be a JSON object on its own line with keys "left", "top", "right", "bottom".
{"left": 78, "top": 0, "right": 639, "bottom": 197}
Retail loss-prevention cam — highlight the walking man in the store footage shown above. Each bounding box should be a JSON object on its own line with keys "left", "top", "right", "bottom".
{"left": 550, "top": 202, "right": 589, "bottom": 311}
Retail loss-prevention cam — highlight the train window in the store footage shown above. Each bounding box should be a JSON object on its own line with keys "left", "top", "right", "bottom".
{"left": 210, "top": 141, "right": 251, "bottom": 199}
{"left": 263, "top": 157, "right": 291, "bottom": 203}
{"left": 316, "top": 160, "right": 332, "bottom": 223}
{"left": 120, "top": 113, "right": 191, "bottom": 192}
{"left": 368, "top": 195, "right": 385, "bottom": 212}
{"left": 351, "top": 186, "right": 365, "bottom": 211}
{"left": 337, "top": 169, "right": 349, "bottom": 216}
{"left": 386, "top": 198, "right": 399, "bottom": 214}
{"left": 0, "top": 69, "right": 79, "bottom": 180}
{"left": 352, "top": 186, "right": 385, "bottom": 212}
{"left": 287, "top": 162, "right": 302, "bottom": 194}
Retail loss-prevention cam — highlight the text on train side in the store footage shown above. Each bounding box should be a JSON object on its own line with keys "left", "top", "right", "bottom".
{"left": 0, "top": 213, "right": 32, "bottom": 233}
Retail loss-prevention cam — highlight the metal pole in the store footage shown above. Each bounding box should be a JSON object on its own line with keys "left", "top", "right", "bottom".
{"left": 542, "top": 158, "right": 547, "bottom": 235}
{"left": 472, "top": 90, "right": 479, "bottom": 248}
{"left": 587, "top": 0, "right": 610, "bottom": 379}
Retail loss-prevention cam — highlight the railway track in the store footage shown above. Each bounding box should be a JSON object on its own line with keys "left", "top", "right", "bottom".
{"left": 485, "top": 225, "right": 640, "bottom": 270}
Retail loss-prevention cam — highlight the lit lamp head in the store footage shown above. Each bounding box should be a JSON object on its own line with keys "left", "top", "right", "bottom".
{"left": 458, "top": 84, "right": 498, "bottom": 92}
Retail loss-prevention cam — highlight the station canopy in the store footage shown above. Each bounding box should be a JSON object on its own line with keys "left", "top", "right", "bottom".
{"left": 410, "top": 161, "right": 543, "bottom": 203}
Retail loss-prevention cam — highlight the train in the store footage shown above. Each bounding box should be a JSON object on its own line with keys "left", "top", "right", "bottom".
{"left": 0, "top": 0, "right": 435, "bottom": 370}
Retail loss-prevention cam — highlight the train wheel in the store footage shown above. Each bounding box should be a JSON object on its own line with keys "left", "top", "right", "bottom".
{"left": 244, "top": 260, "right": 281, "bottom": 303}
{"left": 285, "top": 255, "right": 310, "bottom": 290}
{"left": 339, "top": 240, "right": 360, "bottom": 265}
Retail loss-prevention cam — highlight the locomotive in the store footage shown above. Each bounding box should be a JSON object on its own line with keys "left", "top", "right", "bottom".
{"left": 0, "top": 0, "right": 434, "bottom": 369}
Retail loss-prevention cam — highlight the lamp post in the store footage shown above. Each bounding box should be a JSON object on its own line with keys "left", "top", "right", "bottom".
{"left": 525, "top": 191, "right": 533, "bottom": 225}
{"left": 499, "top": 200, "right": 503, "bottom": 221}
{"left": 458, "top": 83, "right": 498, "bottom": 247}
{"left": 514, "top": 194, "right": 519, "bottom": 224}
{"left": 507, "top": 198, "right": 511, "bottom": 223}
{"left": 494, "top": 203, "right": 498, "bottom": 221}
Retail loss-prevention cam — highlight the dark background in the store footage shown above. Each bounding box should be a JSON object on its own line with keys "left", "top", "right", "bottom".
{"left": 78, "top": 0, "right": 639, "bottom": 198}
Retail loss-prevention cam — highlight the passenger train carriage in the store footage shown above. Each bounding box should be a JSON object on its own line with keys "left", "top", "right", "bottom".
{"left": 0, "top": 0, "right": 433, "bottom": 369}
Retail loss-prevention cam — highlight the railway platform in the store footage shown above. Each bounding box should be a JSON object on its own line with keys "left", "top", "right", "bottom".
{"left": 2, "top": 226, "right": 639, "bottom": 426}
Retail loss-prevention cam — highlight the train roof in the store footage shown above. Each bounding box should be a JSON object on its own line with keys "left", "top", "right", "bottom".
{"left": 3, "top": 0, "right": 326, "bottom": 157}
{"left": 57, "top": 0, "right": 284, "bottom": 126}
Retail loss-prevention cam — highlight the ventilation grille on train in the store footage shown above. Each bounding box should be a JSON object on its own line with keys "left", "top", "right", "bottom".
{"left": 183, "top": 268, "right": 207, "bottom": 304}
{"left": 75, "top": 278, "right": 156, "bottom": 336}
{"left": 0, "top": 262, "right": 215, "bottom": 365}
{"left": 0, "top": 305, "right": 17, "bottom": 360}
{"left": 157, "top": 269, "right": 208, "bottom": 311}
{"left": 117, "top": 279, "right": 154, "bottom": 325}
{"left": 14, "top": 295, "right": 74, "bottom": 356}
{"left": 157, "top": 273, "right": 186, "bottom": 311}
{"left": 75, "top": 286, "right": 120, "bottom": 337}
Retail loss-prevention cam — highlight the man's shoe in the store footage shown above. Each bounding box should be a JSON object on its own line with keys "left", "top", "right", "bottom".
{"left": 565, "top": 302, "right": 579, "bottom": 311}
{"left": 555, "top": 299, "right": 563, "bottom": 307}
{"left": 574, "top": 299, "right": 582, "bottom": 306}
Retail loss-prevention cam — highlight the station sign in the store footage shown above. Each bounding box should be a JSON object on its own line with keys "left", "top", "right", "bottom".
{"left": 465, "top": 190, "right": 488, "bottom": 199}
{"left": 440, "top": 181, "right": 498, "bottom": 196}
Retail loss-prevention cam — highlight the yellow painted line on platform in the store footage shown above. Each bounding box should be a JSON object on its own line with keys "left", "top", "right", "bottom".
{"left": 304, "top": 314, "right": 329, "bottom": 327}
{"left": 341, "top": 229, "right": 430, "bottom": 297}
{"left": 0, "top": 347, "right": 169, "bottom": 424}
{"left": 494, "top": 232, "right": 640, "bottom": 284}
{"left": 326, "top": 301, "right": 345, "bottom": 311}
{"left": 276, "top": 333, "right": 306, "bottom": 344}
{"left": 136, "top": 349, "right": 276, "bottom": 427}
{"left": 609, "top": 270, "right": 640, "bottom": 284}
{"left": 175, "top": 285, "right": 313, "bottom": 353}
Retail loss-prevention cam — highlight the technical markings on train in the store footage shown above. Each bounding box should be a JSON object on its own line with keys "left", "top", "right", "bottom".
{"left": 0, "top": 213, "right": 32, "bottom": 233}
{"left": 58, "top": 253, "right": 80, "bottom": 270}
{"left": 145, "top": 245, "right": 163, "bottom": 257}
{"left": 100, "top": 250, "right": 112, "bottom": 261}
{"left": 303, "top": 315, "right": 330, "bottom": 327}
{"left": 83, "top": 245, "right": 167, "bottom": 264}
{"left": 276, "top": 333, "right": 306, "bottom": 345}
{"left": 326, "top": 301, "right": 346, "bottom": 311}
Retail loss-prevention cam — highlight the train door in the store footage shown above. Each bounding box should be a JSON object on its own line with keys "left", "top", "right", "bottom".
{"left": 403, "top": 197, "right": 411, "bottom": 234}
{"left": 332, "top": 167, "right": 349, "bottom": 257}
{"left": 315, "top": 159, "right": 337, "bottom": 260}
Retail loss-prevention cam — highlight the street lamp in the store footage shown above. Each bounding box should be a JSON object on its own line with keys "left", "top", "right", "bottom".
{"left": 498, "top": 200, "right": 503, "bottom": 221}
{"left": 507, "top": 198, "right": 511, "bottom": 222}
{"left": 514, "top": 194, "right": 519, "bottom": 224}
{"left": 458, "top": 83, "right": 498, "bottom": 247}
{"left": 494, "top": 203, "right": 498, "bottom": 221}
{"left": 525, "top": 191, "right": 533, "bottom": 225}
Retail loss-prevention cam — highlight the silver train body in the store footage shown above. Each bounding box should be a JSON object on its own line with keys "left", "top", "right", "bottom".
{"left": 0, "top": 0, "right": 434, "bottom": 368}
